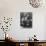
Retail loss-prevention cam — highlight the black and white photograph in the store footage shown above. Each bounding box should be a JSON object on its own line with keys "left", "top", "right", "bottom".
{"left": 20, "top": 12, "right": 32, "bottom": 28}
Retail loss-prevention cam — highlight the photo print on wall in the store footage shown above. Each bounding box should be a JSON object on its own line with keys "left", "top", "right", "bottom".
{"left": 20, "top": 12, "right": 32, "bottom": 28}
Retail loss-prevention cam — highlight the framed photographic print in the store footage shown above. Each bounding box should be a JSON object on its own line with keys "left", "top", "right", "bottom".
{"left": 20, "top": 12, "right": 32, "bottom": 28}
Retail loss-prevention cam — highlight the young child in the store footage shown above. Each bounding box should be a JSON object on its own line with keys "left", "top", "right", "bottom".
{"left": 32, "top": 35, "right": 38, "bottom": 41}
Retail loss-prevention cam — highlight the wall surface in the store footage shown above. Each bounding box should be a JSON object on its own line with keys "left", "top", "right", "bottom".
{"left": 0, "top": 0, "right": 46, "bottom": 40}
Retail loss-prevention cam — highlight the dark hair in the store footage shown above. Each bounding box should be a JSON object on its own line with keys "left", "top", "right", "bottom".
{"left": 34, "top": 35, "right": 36, "bottom": 37}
